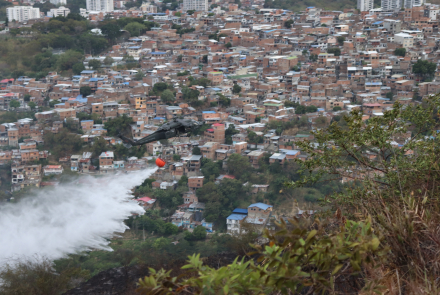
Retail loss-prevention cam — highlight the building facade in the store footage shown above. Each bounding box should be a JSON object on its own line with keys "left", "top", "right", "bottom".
{"left": 48, "top": 6, "right": 71, "bottom": 17}
{"left": 381, "top": 0, "right": 401, "bottom": 11}
{"left": 86, "top": 0, "right": 114, "bottom": 12}
{"left": 7, "top": 6, "right": 41, "bottom": 22}
{"left": 183, "top": 0, "right": 208, "bottom": 11}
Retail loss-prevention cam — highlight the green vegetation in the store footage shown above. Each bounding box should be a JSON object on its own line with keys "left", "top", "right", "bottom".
{"left": 412, "top": 59, "right": 436, "bottom": 78}
{"left": 232, "top": 84, "right": 242, "bottom": 94}
{"left": 394, "top": 47, "right": 406, "bottom": 57}
{"left": 328, "top": 47, "right": 341, "bottom": 56}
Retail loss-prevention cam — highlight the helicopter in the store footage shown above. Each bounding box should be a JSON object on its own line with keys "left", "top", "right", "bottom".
{"left": 118, "top": 116, "right": 204, "bottom": 148}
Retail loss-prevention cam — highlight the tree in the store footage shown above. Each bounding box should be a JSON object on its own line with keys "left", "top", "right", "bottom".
{"left": 225, "top": 42, "right": 232, "bottom": 49}
{"left": 305, "top": 105, "right": 317, "bottom": 113}
{"left": 80, "top": 86, "right": 92, "bottom": 97}
{"left": 176, "top": 55, "right": 183, "bottom": 62}
{"left": 104, "top": 114, "right": 134, "bottom": 136}
{"left": 23, "top": 94, "right": 31, "bottom": 102}
{"left": 192, "top": 146, "right": 201, "bottom": 155}
{"left": 9, "top": 100, "right": 20, "bottom": 109}
{"left": 101, "top": 22, "right": 122, "bottom": 44}
{"left": 0, "top": 258, "right": 88, "bottom": 295}
{"left": 93, "top": 136, "right": 108, "bottom": 158}
{"left": 333, "top": 106, "right": 342, "bottom": 111}
{"left": 175, "top": 12, "right": 181, "bottom": 17}
{"left": 232, "top": 84, "right": 242, "bottom": 94}
{"left": 124, "top": 22, "right": 146, "bottom": 37}
{"left": 160, "top": 89, "right": 175, "bottom": 104}
{"left": 321, "top": 23, "right": 327, "bottom": 27}
{"left": 227, "top": 153, "right": 252, "bottom": 179}
{"left": 385, "top": 92, "right": 393, "bottom": 100}
{"left": 412, "top": 59, "right": 436, "bottom": 77}
{"left": 135, "top": 71, "right": 145, "bottom": 81}
{"left": 337, "top": 36, "right": 345, "bottom": 46}
{"left": 28, "top": 102, "right": 37, "bottom": 110}
{"left": 5, "top": 17, "right": 8, "bottom": 27}
{"left": 172, "top": 154, "right": 181, "bottom": 161}
{"left": 328, "top": 48, "right": 341, "bottom": 56}
{"left": 88, "top": 59, "right": 101, "bottom": 70}
{"left": 394, "top": 47, "right": 406, "bottom": 57}
{"left": 163, "top": 223, "right": 178, "bottom": 235}
{"left": 138, "top": 219, "right": 382, "bottom": 294}
{"left": 193, "top": 225, "right": 207, "bottom": 240}
{"left": 103, "top": 56, "right": 114, "bottom": 66}
{"left": 56, "top": 50, "right": 83, "bottom": 71}
{"left": 284, "top": 19, "right": 294, "bottom": 28}
{"left": 72, "top": 63, "right": 85, "bottom": 75}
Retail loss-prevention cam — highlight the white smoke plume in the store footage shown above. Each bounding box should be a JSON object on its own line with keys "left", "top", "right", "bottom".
{"left": 0, "top": 168, "right": 156, "bottom": 265}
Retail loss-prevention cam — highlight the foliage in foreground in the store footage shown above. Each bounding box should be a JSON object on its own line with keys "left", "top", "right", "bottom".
{"left": 138, "top": 95, "right": 440, "bottom": 294}
{"left": 137, "top": 218, "right": 384, "bottom": 294}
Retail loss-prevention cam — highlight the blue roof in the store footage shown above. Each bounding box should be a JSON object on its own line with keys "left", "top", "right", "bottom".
{"left": 150, "top": 51, "right": 167, "bottom": 55}
{"left": 372, "top": 21, "right": 383, "bottom": 25}
{"left": 123, "top": 82, "right": 129, "bottom": 85}
{"left": 317, "top": 108, "right": 325, "bottom": 111}
{"left": 154, "top": 117, "right": 166, "bottom": 120}
{"left": 210, "top": 87, "right": 222, "bottom": 91}
{"left": 366, "top": 82, "right": 382, "bottom": 85}
{"left": 233, "top": 208, "right": 248, "bottom": 214}
{"left": 240, "top": 56, "right": 246, "bottom": 60}
{"left": 81, "top": 70, "right": 95, "bottom": 74}
{"left": 128, "top": 46, "right": 141, "bottom": 49}
{"left": 75, "top": 95, "right": 87, "bottom": 103}
{"left": 264, "top": 29, "right": 277, "bottom": 33}
{"left": 284, "top": 150, "right": 299, "bottom": 155}
{"left": 248, "top": 203, "right": 273, "bottom": 210}
{"left": 227, "top": 214, "right": 247, "bottom": 221}
{"left": 73, "top": 75, "right": 82, "bottom": 78}
{"left": 61, "top": 97, "right": 70, "bottom": 101}
{"left": 55, "top": 103, "right": 64, "bottom": 106}
{"left": 89, "top": 78, "right": 99, "bottom": 82}
{"left": 203, "top": 111, "right": 216, "bottom": 114}
{"left": 81, "top": 120, "right": 93, "bottom": 122}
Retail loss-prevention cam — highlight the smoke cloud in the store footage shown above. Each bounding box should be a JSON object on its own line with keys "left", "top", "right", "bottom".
{"left": 0, "top": 168, "right": 156, "bottom": 265}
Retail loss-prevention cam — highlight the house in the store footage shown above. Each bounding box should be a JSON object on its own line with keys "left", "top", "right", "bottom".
{"left": 188, "top": 176, "right": 204, "bottom": 190}
{"left": 137, "top": 196, "right": 156, "bottom": 209}
{"left": 99, "top": 151, "right": 114, "bottom": 172}
{"left": 43, "top": 165, "right": 64, "bottom": 175}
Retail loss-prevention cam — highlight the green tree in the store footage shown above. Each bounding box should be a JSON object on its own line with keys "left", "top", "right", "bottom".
{"left": 80, "top": 86, "right": 92, "bottom": 97}
{"left": 160, "top": 89, "right": 175, "bottom": 103}
{"left": 138, "top": 219, "right": 383, "bottom": 294}
{"left": 23, "top": 94, "right": 31, "bottom": 102}
{"left": 192, "top": 146, "right": 201, "bottom": 155}
{"left": 9, "top": 100, "right": 20, "bottom": 109}
{"left": 100, "top": 22, "right": 122, "bottom": 44}
{"left": 337, "top": 36, "right": 345, "bottom": 46}
{"left": 176, "top": 55, "right": 183, "bottom": 62}
{"left": 232, "top": 84, "right": 242, "bottom": 94}
{"left": 227, "top": 153, "right": 252, "bottom": 179}
{"left": 72, "top": 63, "right": 85, "bottom": 75}
{"left": 163, "top": 223, "right": 179, "bottom": 236}
{"left": 49, "top": 100, "right": 60, "bottom": 108}
{"left": 305, "top": 105, "right": 317, "bottom": 113}
{"left": 193, "top": 225, "right": 207, "bottom": 240}
{"left": 333, "top": 106, "right": 342, "bottom": 111}
{"left": 135, "top": 71, "right": 145, "bottom": 81}
{"left": 104, "top": 114, "right": 134, "bottom": 136}
{"left": 172, "top": 154, "right": 181, "bottom": 161}
{"left": 93, "top": 136, "right": 108, "bottom": 158}
{"left": 124, "top": 22, "right": 146, "bottom": 37}
{"left": 57, "top": 50, "right": 83, "bottom": 71}
{"left": 394, "top": 47, "right": 406, "bottom": 57}
{"left": 412, "top": 59, "right": 436, "bottom": 77}
{"left": 284, "top": 19, "right": 294, "bottom": 28}
{"left": 225, "top": 42, "right": 232, "bottom": 48}
{"left": 175, "top": 12, "right": 181, "bottom": 16}
{"left": 386, "top": 92, "right": 393, "bottom": 100}
{"left": 28, "top": 102, "right": 37, "bottom": 110}
{"left": 5, "top": 17, "right": 8, "bottom": 27}
{"left": 328, "top": 48, "right": 341, "bottom": 56}
{"left": 103, "top": 56, "right": 114, "bottom": 66}
{"left": 88, "top": 59, "right": 101, "bottom": 70}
